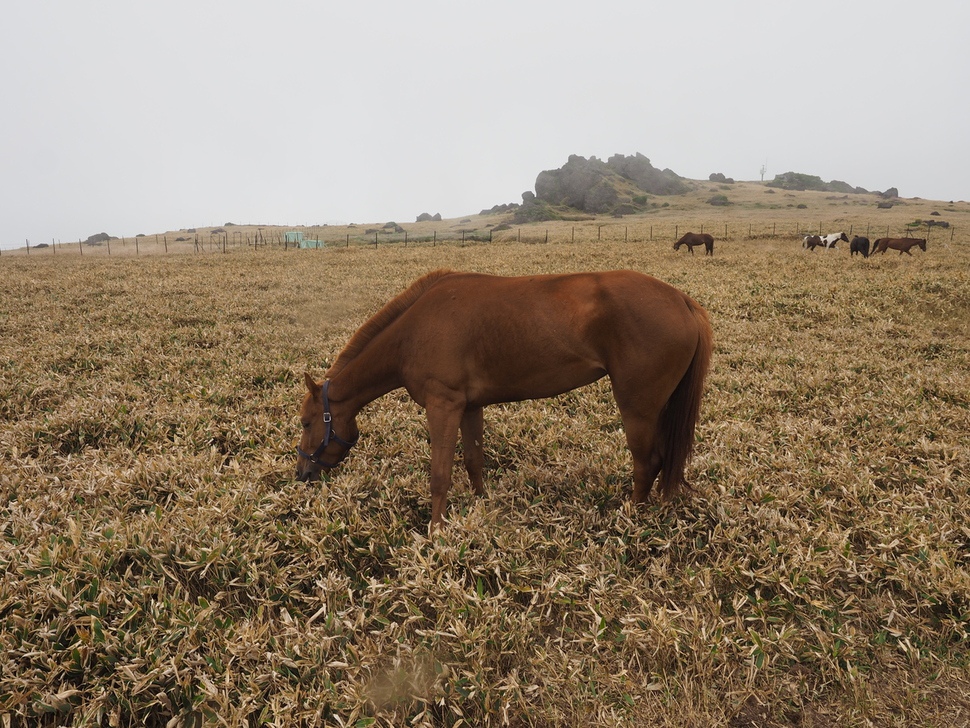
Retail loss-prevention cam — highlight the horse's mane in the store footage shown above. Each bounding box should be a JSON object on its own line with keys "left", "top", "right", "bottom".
{"left": 325, "top": 269, "right": 457, "bottom": 380}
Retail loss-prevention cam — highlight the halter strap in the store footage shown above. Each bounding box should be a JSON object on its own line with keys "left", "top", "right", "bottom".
{"left": 296, "top": 380, "right": 358, "bottom": 469}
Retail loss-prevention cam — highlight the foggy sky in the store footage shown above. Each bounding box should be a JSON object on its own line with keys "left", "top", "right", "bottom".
{"left": 2, "top": 0, "right": 968, "bottom": 249}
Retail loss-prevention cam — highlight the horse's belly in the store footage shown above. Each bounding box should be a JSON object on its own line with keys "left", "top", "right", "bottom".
{"left": 467, "top": 358, "right": 607, "bottom": 405}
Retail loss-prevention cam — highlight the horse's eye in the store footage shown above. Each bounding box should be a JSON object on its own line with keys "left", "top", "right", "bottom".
{"left": 302, "top": 421, "right": 311, "bottom": 430}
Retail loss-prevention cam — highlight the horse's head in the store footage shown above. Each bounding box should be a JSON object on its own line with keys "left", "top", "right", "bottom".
{"left": 918, "top": 239, "right": 927, "bottom": 251}
{"left": 295, "top": 373, "right": 359, "bottom": 482}
{"left": 840, "top": 232, "right": 849, "bottom": 243}
{"left": 672, "top": 241, "right": 681, "bottom": 250}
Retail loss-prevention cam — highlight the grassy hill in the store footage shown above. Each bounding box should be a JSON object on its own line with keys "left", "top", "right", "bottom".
{"left": 8, "top": 181, "right": 967, "bottom": 258}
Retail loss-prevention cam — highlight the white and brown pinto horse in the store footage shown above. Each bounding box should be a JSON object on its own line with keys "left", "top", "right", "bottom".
{"left": 297, "top": 270, "right": 713, "bottom": 529}
{"left": 803, "top": 232, "right": 849, "bottom": 250}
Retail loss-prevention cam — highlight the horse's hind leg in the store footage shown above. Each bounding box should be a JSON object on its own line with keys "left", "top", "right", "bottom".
{"left": 460, "top": 406, "right": 485, "bottom": 496}
{"left": 612, "top": 401, "right": 663, "bottom": 503}
{"left": 626, "top": 418, "right": 663, "bottom": 502}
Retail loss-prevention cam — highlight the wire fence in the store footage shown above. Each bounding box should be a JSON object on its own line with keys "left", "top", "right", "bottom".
{"left": 5, "top": 218, "right": 959, "bottom": 257}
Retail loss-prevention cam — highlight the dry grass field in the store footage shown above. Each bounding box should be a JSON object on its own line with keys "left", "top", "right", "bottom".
{"left": 2, "top": 187, "right": 970, "bottom": 726}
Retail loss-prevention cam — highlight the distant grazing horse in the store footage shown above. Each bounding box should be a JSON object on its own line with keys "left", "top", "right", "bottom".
{"left": 297, "top": 269, "right": 713, "bottom": 529}
{"left": 873, "top": 237, "right": 926, "bottom": 255}
{"left": 850, "top": 236, "right": 871, "bottom": 258}
{"left": 674, "top": 232, "right": 714, "bottom": 256}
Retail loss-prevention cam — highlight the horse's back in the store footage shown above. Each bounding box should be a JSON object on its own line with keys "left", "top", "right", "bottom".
{"left": 394, "top": 270, "right": 705, "bottom": 405}
{"left": 409, "top": 270, "right": 699, "bottom": 343}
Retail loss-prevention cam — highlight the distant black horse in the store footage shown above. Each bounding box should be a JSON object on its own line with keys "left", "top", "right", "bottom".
{"left": 850, "top": 236, "right": 870, "bottom": 258}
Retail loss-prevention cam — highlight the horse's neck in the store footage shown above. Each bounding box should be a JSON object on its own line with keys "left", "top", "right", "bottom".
{"left": 330, "top": 345, "right": 402, "bottom": 414}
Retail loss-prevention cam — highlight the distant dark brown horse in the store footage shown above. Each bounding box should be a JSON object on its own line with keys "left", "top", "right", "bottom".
{"left": 297, "top": 270, "right": 713, "bottom": 529}
{"left": 873, "top": 237, "right": 927, "bottom": 255}
{"left": 674, "top": 232, "right": 714, "bottom": 256}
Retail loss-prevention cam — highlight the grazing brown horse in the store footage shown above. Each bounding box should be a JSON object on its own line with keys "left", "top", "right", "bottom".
{"left": 872, "top": 237, "right": 927, "bottom": 255}
{"left": 297, "top": 269, "right": 713, "bottom": 529}
{"left": 674, "top": 232, "right": 714, "bottom": 256}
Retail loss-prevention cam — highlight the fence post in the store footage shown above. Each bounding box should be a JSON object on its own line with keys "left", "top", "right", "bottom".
{"left": 79, "top": 238, "right": 83, "bottom": 256}
{"left": 135, "top": 236, "right": 139, "bottom": 255}
{"left": 675, "top": 224, "right": 678, "bottom": 239}
{"left": 26, "top": 239, "right": 30, "bottom": 255}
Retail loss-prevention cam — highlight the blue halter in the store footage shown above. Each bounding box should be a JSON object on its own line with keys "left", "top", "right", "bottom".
{"left": 296, "top": 380, "right": 358, "bottom": 469}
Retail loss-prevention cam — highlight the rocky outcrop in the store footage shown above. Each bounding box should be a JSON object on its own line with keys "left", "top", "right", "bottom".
{"left": 605, "top": 153, "right": 688, "bottom": 195}
{"left": 766, "top": 172, "right": 876, "bottom": 195}
{"left": 85, "top": 232, "right": 111, "bottom": 245}
{"left": 415, "top": 212, "right": 443, "bottom": 222}
{"left": 533, "top": 153, "right": 687, "bottom": 215}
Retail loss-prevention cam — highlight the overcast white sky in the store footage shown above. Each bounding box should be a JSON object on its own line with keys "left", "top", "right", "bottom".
{"left": 2, "top": 1, "right": 968, "bottom": 249}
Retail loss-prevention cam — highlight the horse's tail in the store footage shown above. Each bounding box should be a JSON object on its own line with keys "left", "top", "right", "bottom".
{"left": 658, "top": 298, "right": 713, "bottom": 498}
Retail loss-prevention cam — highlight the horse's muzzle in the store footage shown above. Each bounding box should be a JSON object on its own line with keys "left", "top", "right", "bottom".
{"left": 296, "top": 465, "right": 319, "bottom": 483}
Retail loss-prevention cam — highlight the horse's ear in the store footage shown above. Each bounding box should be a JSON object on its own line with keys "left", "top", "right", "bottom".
{"left": 304, "top": 372, "right": 321, "bottom": 396}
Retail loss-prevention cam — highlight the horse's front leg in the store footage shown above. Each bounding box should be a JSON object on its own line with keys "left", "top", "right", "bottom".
{"left": 460, "top": 407, "right": 485, "bottom": 496}
{"left": 425, "top": 393, "right": 466, "bottom": 529}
